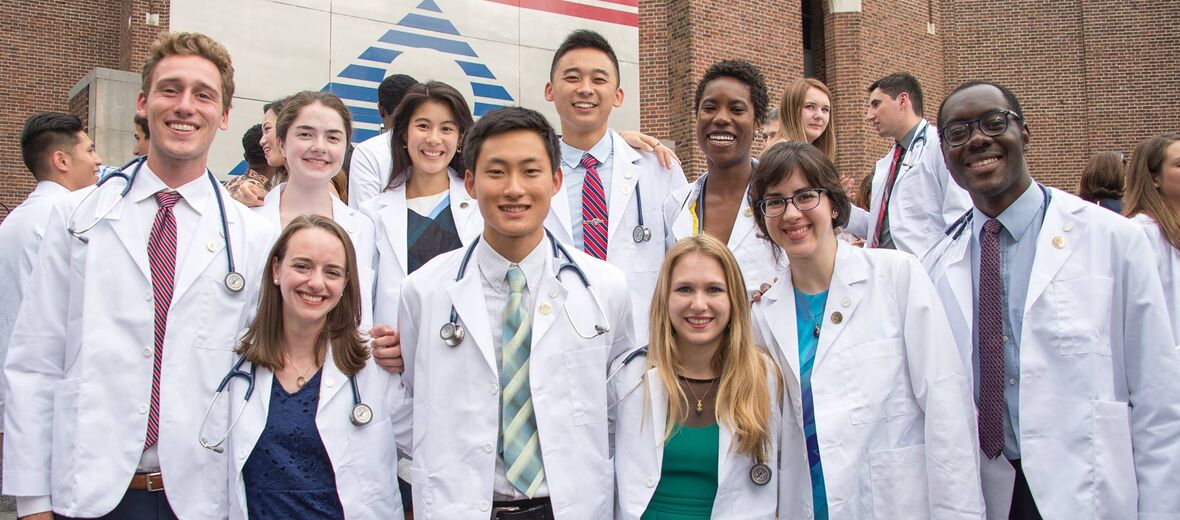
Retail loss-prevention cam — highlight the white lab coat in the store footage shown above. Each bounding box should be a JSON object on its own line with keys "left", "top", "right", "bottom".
{"left": 665, "top": 175, "right": 783, "bottom": 294}
{"left": 754, "top": 242, "right": 984, "bottom": 519}
{"left": 853, "top": 120, "right": 972, "bottom": 255}
{"left": 2, "top": 168, "right": 275, "bottom": 518}
{"left": 225, "top": 345, "right": 411, "bottom": 519}
{"left": 925, "top": 188, "right": 1180, "bottom": 519}
{"left": 1132, "top": 213, "right": 1180, "bottom": 347}
{"left": 359, "top": 171, "right": 482, "bottom": 327}
{"left": 546, "top": 129, "right": 687, "bottom": 344}
{"left": 348, "top": 131, "right": 394, "bottom": 209}
{"left": 610, "top": 357, "right": 781, "bottom": 519}
{"left": 0, "top": 181, "right": 69, "bottom": 431}
{"left": 396, "top": 235, "right": 636, "bottom": 519}
{"left": 258, "top": 185, "right": 377, "bottom": 332}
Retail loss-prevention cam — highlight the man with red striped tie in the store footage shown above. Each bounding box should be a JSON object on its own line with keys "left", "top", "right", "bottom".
{"left": 849, "top": 72, "right": 971, "bottom": 256}
{"left": 542, "top": 29, "right": 688, "bottom": 344}
{"left": 3, "top": 32, "right": 275, "bottom": 520}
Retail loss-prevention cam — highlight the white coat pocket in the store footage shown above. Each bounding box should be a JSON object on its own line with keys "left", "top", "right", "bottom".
{"left": 1050, "top": 277, "right": 1114, "bottom": 355}
{"left": 348, "top": 417, "right": 399, "bottom": 504}
{"left": 562, "top": 345, "right": 610, "bottom": 425}
{"left": 1090, "top": 400, "right": 1136, "bottom": 516}
{"left": 839, "top": 338, "right": 916, "bottom": 424}
{"left": 869, "top": 443, "right": 929, "bottom": 519}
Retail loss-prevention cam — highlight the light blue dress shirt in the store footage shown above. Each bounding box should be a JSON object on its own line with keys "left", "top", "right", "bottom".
{"left": 969, "top": 181, "right": 1046, "bottom": 460}
{"left": 560, "top": 133, "right": 614, "bottom": 250}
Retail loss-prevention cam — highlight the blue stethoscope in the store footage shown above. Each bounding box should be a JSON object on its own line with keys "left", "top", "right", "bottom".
{"left": 631, "top": 183, "right": 651, "bottom": 243}
{"left": 198, "top": 355, "right": 373, "bottom": 453}
{"left": 921, "top": 183, "right": 1052, "bottom": 267}
{"left": 439, "top": 229, "right": 612, "bottom": 347}
{"left": 67, "top": 156, "right": 246, "bottom": 292}
{"left": 899, "top": 120, "right": 931, "bottom": 171}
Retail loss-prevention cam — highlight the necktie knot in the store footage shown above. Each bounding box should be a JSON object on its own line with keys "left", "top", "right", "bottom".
{"left": 155, "top": 191, "right": 182, "bottom": 209}
{"left": 983, "top": 218, "right": 1003, "bottom": 237}
{"left": 580, "top": 153, "right": 599, "bottom": 170}
{"left": 506, "top": 265, "right": 526, "bottom": 294}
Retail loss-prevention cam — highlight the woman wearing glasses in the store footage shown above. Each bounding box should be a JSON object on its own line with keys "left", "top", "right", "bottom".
{"left": 748, "top": 141, "right": 983, "bottom": 519}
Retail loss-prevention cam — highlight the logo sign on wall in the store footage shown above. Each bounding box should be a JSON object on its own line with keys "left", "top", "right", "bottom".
{"left": 170, "top": 0, "right": 640, "bottom": 177}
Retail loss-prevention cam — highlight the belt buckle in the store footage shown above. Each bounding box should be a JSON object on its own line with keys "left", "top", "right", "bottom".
{"left": 490, "top": 505, "right": 520, "bottom": 519}
{"left": 145, "top": 472, "right": 163, "bottom": 492}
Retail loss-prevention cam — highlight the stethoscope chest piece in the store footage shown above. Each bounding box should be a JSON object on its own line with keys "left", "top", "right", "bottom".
{"left": 632, "top": 225, "right": 651, "bottom": 243}
{"left": 225, "top": 272, "right": 246, "bottom": 292}
{"left": 350, "top": 403, "right": 374, "bottom": 426}
{"left": 750, "top": 463, "right": 772, "bottom": 486}
{"left": 440, "top": 321, "right": 464, "bottom": 347}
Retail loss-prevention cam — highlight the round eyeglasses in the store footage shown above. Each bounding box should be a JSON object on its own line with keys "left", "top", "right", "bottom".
{"left": 756, "top": 188, "right": 828, "bottom": 218}
{"left": 939, "top": 110, "right": 1021, "bottom": 147}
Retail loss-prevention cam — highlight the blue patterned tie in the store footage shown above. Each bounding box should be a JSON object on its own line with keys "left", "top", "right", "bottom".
{"left": 501, "top": 265, "right": 545, "bottom": 496}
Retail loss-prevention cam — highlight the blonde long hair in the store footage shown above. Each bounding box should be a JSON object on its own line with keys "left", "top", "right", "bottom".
{"left": 778, "top": 78, "right": 836, "bottom": 161}
{"left": 647, "top": 235, "right": 780, "bottom": 462}
{"left": 1124, "top": 133, "right": 1180, "bottom": 251}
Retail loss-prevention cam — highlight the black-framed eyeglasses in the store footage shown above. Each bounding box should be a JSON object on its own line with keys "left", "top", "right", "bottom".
{"left": 757, "top": 188, "right": 828, "bottom": 218}
{"left": 939, "top": 110, "right": 1022, "bottom": 147}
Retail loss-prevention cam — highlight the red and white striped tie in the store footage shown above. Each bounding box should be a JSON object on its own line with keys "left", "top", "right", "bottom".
{"left": 580, "top": 153, "right": 608, "bottom": 260}
{"left": 145, "top": 190, "right": 181, "bottom": 448}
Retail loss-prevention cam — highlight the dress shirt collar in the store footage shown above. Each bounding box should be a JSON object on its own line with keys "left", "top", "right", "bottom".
{"left": 971, "top": 181, "right": 1044, "bottom": 242}
{"left": 476, "top": 233, "right": 549, "bottom": 294}
{"left": 560, "top": 131, "right": 613, "bottom": 171}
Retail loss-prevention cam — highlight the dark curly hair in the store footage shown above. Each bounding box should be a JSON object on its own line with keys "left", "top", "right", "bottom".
{"left": 693, "top": 59, "right": 769, "bottom": 124}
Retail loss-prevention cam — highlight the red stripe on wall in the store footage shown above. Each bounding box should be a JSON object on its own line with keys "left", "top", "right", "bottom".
{"left": 487, "top": 0, "right": 639, "bottom": 27}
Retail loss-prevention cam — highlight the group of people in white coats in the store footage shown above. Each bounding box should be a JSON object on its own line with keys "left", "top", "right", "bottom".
{"left": 4, "top": 24, "right": 1180, "bottom": 520}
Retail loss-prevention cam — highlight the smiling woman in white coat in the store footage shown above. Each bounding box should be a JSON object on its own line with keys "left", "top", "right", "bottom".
{"left": 611, "top": 234, "right": 781, "bottom": 519}
{"left": 256, "top": 90, "right": 377, "bottom": 332}
{"left": 748, "top": 141, "right": 984, "bottom": 520}
{"left": 1124, "top": 133, "right": 1180, "bottom": 346}
{"left": 359, "top": 81, "right": 481, "bottom": 328}
{"left": 222, "top": 215, "right": 407, "bottom": 519}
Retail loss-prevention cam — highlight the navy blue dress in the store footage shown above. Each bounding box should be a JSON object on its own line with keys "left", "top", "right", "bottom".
{"left": 242, "top": 370, "right": 345, "bottom": 519}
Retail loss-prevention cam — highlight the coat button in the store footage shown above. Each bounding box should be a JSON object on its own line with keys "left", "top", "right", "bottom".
{"left": 1063, "top": 221, "right": 1074, "bottom": 232}
{"left": 207, "top": 240, "right": 217, "bottom": 252}
{"left": 484, "top": 443, "right": 494, "bottom": 453}
{"left": 624, "top": 172, "right": 633, "bottom": 179}
{"left": 549, "top": 289, "right": 559, "bottom": 298}
{"left": 840, "top": 297, "right": 851, "bottom": 308}
{"left": 139, "top": 404, "right": 148, "bottom": 414}
{"left": 805, "top": 508, "right": 813, "bottom": 519}
{"left": 645, "top": 478, "right": 655, "bottom": 487}
{"left": 325, "top": 377, "right": 335, "bottom": 388}
{"left": 489, "top": 384, "right": 499, "bottom": 395}
{"left": 143, "top": 348, "right": 152, "bottom": 357}
{"left": 479, "top": 500, "right": 490, "bottom": 512}
{"left": 239, "top": 449, "right": 248, "bottom": 459}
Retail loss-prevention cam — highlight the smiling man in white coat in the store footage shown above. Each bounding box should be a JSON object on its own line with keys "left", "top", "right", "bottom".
{"left": 2, "top": 33, "right": 275, "bottom": 520}
{"left": 543, "top": 30, "right": 686, "bottom": 344}
{"left": 850, "top": 72, "right": 972, "bottom": 255}
{"left": 924, "top": 81, "right": 1180, "bottom": 519}
{"left": 396, "top": 106, "right": 634, "bottom": 519}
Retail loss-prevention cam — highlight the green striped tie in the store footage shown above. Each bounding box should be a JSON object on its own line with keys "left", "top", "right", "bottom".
{"left": 501, "top": 265, "right": 545, "bottom": 496}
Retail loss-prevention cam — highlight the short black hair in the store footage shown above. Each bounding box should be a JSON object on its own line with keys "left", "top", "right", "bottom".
{"left": 937, "top": 80, "right": 1025, "bottom": 128}
{"left": 868, "top": 72, "right": 924, "bottom": 117}
{"left": 242, "top": 123, "right": 267, "bottom": 166}
{"left": 463, "top": 107, "right": 560, "bottom": 174}
{"left": 377, "top": 74, "right": 419, "bottom": 116}
{"left": 20, "top": 112, "right": 85, "bottom": 177}
{"left": 549, "top": 29, "right": 621, "bottom": 82}
{"left": 263, "top": 96, "right": 291, "bottom": 115}
{"left": 693, "top": 59, "right": 770, "bottom": 124}
{"left": 133, "top": 115, "right": 150, "bottom": 139}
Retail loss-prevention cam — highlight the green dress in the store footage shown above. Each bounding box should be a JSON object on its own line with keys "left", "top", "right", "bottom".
{"left": 641, "top": 423, "right": 720, "bottom": 519}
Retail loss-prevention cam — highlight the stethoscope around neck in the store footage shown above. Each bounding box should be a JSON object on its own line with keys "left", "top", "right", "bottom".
{"left": 920, "top": 183, "right": 1053, "bottom": 268}
{"left": 66, "top": 155, "right": 246, "bottom": 293}
{"left": 198, "top": 355, "right": 373, "bottom": 453}
{"left": 439, "top": 229, "right": 612, "bottom": 347}
{"left": 899, "top": 120, "right": 931, "bottom": 171}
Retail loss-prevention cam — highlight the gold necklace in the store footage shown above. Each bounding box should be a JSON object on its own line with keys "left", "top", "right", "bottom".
{"left": 287, "top": 357, "right": 321, "bottom": 388}
{"left": 679, "top": 375, "right": 719, "bottom": 416}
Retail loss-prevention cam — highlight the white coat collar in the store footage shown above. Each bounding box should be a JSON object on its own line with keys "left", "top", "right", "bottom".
{"left": 372, "top": 171, "right": 477, "bottom": 276}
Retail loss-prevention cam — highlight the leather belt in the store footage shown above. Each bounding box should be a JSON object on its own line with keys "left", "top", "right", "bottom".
{"left": 491, "top": 497, "right": 553, "bottom": 520}
{"left": 128, "top": 472, "right": 165, "bottom": 492}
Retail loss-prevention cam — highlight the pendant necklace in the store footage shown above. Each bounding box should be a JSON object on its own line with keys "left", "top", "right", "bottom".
{"left": 287, "top": 358, "right": 319, "bottom": 388}
{"left": 795, "top": 290, "right": 823, "bottom": 338}
{"left": 679, "top": 375, "right": 719, "bottom": 416}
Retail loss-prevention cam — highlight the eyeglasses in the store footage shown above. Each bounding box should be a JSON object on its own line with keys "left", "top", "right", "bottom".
{"left": 756, "top": 188, "right": 828, "bottom": 218}
{"left": 939, "top": 110, "right": 1022, "bottom": 147}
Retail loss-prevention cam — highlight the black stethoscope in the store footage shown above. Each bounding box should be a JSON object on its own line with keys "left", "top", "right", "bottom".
{"left": 198, "top": 355, "right": 373, "bottom": 453}
{"left": 66, "top": 156, "right": 246, "bottom": 293}
{"left": 439, "top": 229, "right": 612, "bottom": 347}
{"left": 607, "top": 346, "right": 774, "bottom": 486}
{"left": 921, "top": 183, "right": 1052, "bottom": 267}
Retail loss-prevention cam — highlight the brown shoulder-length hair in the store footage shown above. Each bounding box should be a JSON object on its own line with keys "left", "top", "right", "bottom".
{"left": 1124, "top": 133, "right": 1180, "bottom": 250}
{"left": 648, "top": 235, "right": 781, "bottom": 462}
{"left": 236, "top": 215, "right": 369, "bottom": 376}
{"left": 385, "top": 81, "right": 474, "bottom": 191}
{"left": 777, "top": 78, "right": 836, "bottom": 161}
{"left": 1077, "top": 151, "right": 1125, "bottom": 202}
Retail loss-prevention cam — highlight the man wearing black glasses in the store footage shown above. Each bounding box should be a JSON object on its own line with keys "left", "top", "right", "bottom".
{"left": 924, "top": 81, "right": 1180, "bottom": 519}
